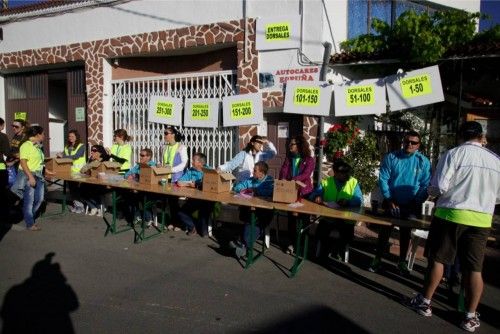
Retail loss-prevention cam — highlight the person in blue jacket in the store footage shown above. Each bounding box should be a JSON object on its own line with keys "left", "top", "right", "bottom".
{"left": 176, "top": 152, "right": 213, "bottom": 236}
{"left": 229, "top": 161, "right": 274, "bottom": 258}
{"left": 369, "top": 130, "right": 431, "bottom": 274}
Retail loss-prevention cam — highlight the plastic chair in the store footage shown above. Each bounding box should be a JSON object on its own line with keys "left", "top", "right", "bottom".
{"left": 406, "top": 229, "right": 429, "bottom": 271}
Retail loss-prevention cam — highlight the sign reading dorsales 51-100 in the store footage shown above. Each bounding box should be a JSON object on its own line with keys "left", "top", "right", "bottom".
{"left": 148, "top": 95, "right": 183, "bottom": 126}
{"left": 284, "top": 81, "right": 332, "bottom": 116}
{"left": 334, "top": 79, "right": 386, "bottom": 116}
{"left": 386, "top": 65, "right": 444, "bottom": 111}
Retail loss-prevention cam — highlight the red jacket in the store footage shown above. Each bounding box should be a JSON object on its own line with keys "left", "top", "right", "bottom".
{"left": 279, "top": 155, "right": 315, "bottom": 197}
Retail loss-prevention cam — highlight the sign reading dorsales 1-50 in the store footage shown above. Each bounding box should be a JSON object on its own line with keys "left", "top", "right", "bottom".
{"left": 386, "top": 65, "right": 444, "bottom": 112}
{"left": 148, "top": 95, "right": 183, "bottom": 126}
{"left": 222, "top": 93, "right": 263, "bottom": 127}
{"left": 284, "top": 81, "right": 332, "bottom": 116}
{"left": 334, "top": 79, "right": 386, "bottom": 116}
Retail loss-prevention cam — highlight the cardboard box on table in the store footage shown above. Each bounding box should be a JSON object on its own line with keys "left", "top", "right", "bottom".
{"left": 90, "top": 161, "right": 122, "bottom": 177}
{"left": 273, "top": 179, "right": 306, "bottom": 203}
{"left": 44, "top": 157, "right": 73, "bottom": 174}
{"left": 139, "top": 164, "right": 172, "bottom": 185}
{"left": 202, "top": 168, "right": 236, "bottom": 193}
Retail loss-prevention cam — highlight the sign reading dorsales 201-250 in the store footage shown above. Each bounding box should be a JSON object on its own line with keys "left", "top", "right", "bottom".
{"left": 284, "top": 81, "right": 332, "bottom": 116}
{"left": 334, "top": 79, "right": 386, "bottom": 116}
{"left": 148, "top": 95, "right": 183, "bottom": 126}
{"left": 184, "top": 98, "right": 220, "bottom": 128}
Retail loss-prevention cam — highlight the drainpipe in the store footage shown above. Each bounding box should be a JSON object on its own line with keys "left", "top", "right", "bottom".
{"left": 315, "top": 41, "right": 332, "bottom": 185}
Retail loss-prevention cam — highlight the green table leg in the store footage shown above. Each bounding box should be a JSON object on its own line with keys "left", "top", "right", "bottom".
{"left": 290, "top": 216, "right": 308, "bottom": 277}
{"left": 134, "top": 194, "right": 165, "bottom": 243}
{"left": 104, "top": 189, "right": 132, "bottom": 236}
{"left": 245, "top": 208, "right": 265, "bottom": 269}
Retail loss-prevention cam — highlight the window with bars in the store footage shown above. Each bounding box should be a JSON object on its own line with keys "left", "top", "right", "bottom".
{"left": 111, "top": 70, "right": 239, "bottom": 168}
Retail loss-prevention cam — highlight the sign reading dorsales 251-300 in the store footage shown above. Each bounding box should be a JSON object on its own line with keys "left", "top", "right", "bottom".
{"left": 334, "top": 79, "right": 386, "bottom": 116}
{"left": 256, "top": 16, "right": 301, "bottom": 50}
{"left": 148, "top": 95, "right": 183, "bottom": 126}
{"left": 386, "top": 65, "right": 444, "bottom": 111}
{"left": 284, "top": 81, "right": 332, "bottom": 116}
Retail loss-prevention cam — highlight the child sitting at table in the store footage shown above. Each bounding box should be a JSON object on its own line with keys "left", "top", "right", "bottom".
{"left": 123, "top": 148, "right": 157, "bottom": 226}
{"left": 229, "top": 161, "right": 274, "bottom": 258}
{"left": 176, "top": 152, "right": 213, "bottom": 236}
{"left": 312, "top": 160, "right": 363, "bottom": 262}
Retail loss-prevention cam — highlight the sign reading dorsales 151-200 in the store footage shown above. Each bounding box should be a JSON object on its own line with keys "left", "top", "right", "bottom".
{"left": 400, "top": 74, "right": 432, "bottom": 98}
{"left": 230, "top": 101, "right": 253, "bottom": 119}
{"left": 346, "top": 85, "right": 375, "bottom": 106}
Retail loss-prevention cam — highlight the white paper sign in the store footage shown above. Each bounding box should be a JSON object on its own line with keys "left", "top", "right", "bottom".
{"left": 283, "top": 81, "right": 333, "bottom": 116}
{"left": 256, "top": 15, "right": 301, "bottom": 51}
{"left": 183, "top": 98, "right": 219, "bottom": 128}
{"left": 148, "top": 95, "right": 183, "bottom": 126}
{"left": 222, "top": 93, "right": 263, "bottom": 127}
{"left": 385, "top": 65, "right": 444, "bottom": 111}
{"left": 333, "top": 79, "right": 386, "bottom": 116}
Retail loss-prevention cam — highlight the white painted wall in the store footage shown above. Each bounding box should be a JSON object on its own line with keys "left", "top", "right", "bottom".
{"left": 432, "top": 0, "right": 481, "bottom": 13}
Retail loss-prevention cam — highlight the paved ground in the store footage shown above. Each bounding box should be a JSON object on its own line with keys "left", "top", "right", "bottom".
{"left": 0, "top": 203, "right": 499, "bottom": 333}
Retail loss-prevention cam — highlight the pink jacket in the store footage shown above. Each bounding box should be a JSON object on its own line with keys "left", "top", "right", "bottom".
{"left": 279, "top": 155, "right": 315, "bottom": 197}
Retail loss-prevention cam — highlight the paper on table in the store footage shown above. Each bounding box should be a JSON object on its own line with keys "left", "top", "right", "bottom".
{"left": 288, "top": 202, "right": 304, "bottom": 208}
{"left": 235, "top": 192, "right": 253, "bottom": 199}
{"left": 323, "top": 201, "right": 340, "bottom": 209}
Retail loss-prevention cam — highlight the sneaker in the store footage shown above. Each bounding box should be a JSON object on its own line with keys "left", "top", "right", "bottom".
{"left": 368, "top": 257, "right": 382, "bottom": 273}
{"left": 187, "top": 228, "right": 197, "bottom": 236}
{"left": 88, "top": 208, "right": 98, "bottom": 216}
{"left": 286, "top": 244, "right": 295, "bottom": 255}
{"left": 407, "top": 294, "right": 432, "bottom": 317}
{"left": 229, "top": 240, "right": 242, "bottom": 249}
{"left": 133, "top": 217, "right": 143, "bottom": 225}
{"left": 235, "top": 244, "right": 247, "bottom": 258}
{"left": 145, "top": 220, "right": 153, "bottom": 228}
{"left": 398, "top": 260, "right": 411, "bottom": 275}
{"left": 461, "top": 313, "right": 480, "bottom": 332}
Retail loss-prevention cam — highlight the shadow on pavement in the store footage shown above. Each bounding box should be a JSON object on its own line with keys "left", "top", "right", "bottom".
{"left": 254, "top": 304, "right": 370, "bottom": 333}
{"left": 0, "top": 252, "right": 79, "bottom": 333}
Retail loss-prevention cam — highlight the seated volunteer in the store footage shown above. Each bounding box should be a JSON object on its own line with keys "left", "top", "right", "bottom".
{"left": 57, "top": 129, "right": 86, "bottom": 174}
{"left": 108, "top": 129, "right": 132, "bottom": 173}
{"left": 15, "top": 126, "right": 52, "bottom": 231}
{"left": 229, "top": 161, "right": 274, "bottom": 258}
{"left": 123, "top": 148, "right": 157, "bottom": 226}
{"left": 163, "top": 126, "right": 188, "bottom": 231}
{"left": 218, "top": 135, "right": 276, "bottom": 183}
{"left": 278, "top": 135, "right": 315, "bottom": 255}
{"left": 176, "top": 152, "right": 214, "bottom": 236}
{"left": 312, "top": 160, "right": 362, "bottom": 262}
{"left": 76, "top": 145, "right": 111, "bottom": 215}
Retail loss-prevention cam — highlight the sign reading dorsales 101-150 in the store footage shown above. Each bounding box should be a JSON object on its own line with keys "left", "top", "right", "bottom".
{"left": 148, "top": 95, "right": 183, "bottom": 126}
{"left": 184, "top": 98, "right": 219, "bottom": 128}
{"left": 284, "top": 81, "right": 332, "bottom": 116}
{"left": 222, "top": 93, "right": 263, "bottom": 127}
{"left": 334, "top": 79, "right": 386, "bottom": 116}
{"left": 386, "top": 65, "right": 444, "bottom": 112}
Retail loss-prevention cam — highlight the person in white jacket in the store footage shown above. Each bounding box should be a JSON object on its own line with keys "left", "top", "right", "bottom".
{"left": 407, "top": 121, "right": 500, "bottom": 332}
{"left": 218, "top": 135, "right": 276, "bottom": 183}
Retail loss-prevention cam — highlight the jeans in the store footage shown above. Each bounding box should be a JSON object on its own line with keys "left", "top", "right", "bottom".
{"left": 240, "top": 207, "right": 274, "bottom": 247}
{"left": 177, "top": 199, "right": 213, "bottom": 235}
{"left": 10, "top": 169, "right": 27, "bottom": 199}
{"left": 22, "top": 176, "right": 45, "bottom": 228}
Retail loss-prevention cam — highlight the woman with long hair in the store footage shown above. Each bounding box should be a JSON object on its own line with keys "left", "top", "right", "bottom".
{"left": 162, "top": 126, "right": 188, "bottom": 182}
{"left": 58, "top": 129, "right": 86, "bottom": 174}
{"left": 108, "top": 129, "right": 132, "bottom": 172}
{"left": 218, "top": 135, "right": 276, "bottom": 183}
{"left": 279, "top": 135, "right": 315, "bottom": 255}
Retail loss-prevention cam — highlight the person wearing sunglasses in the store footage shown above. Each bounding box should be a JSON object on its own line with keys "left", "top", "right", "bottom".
{"left": 368, "top": 130, "right": 431, "bottom": 275}
{"left": 218, "top": 135, "right": 276, "bottom": 183}
{"left": 278, "top": 135, "right": 315, "bottom": 255}
{"left": 162, "top": 126, "right": 188, "bottom": 182}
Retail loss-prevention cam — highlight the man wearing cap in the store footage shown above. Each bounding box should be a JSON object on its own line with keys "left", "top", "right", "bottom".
{"left": 408, "top": 121, "right": 500, "bottom": 332}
